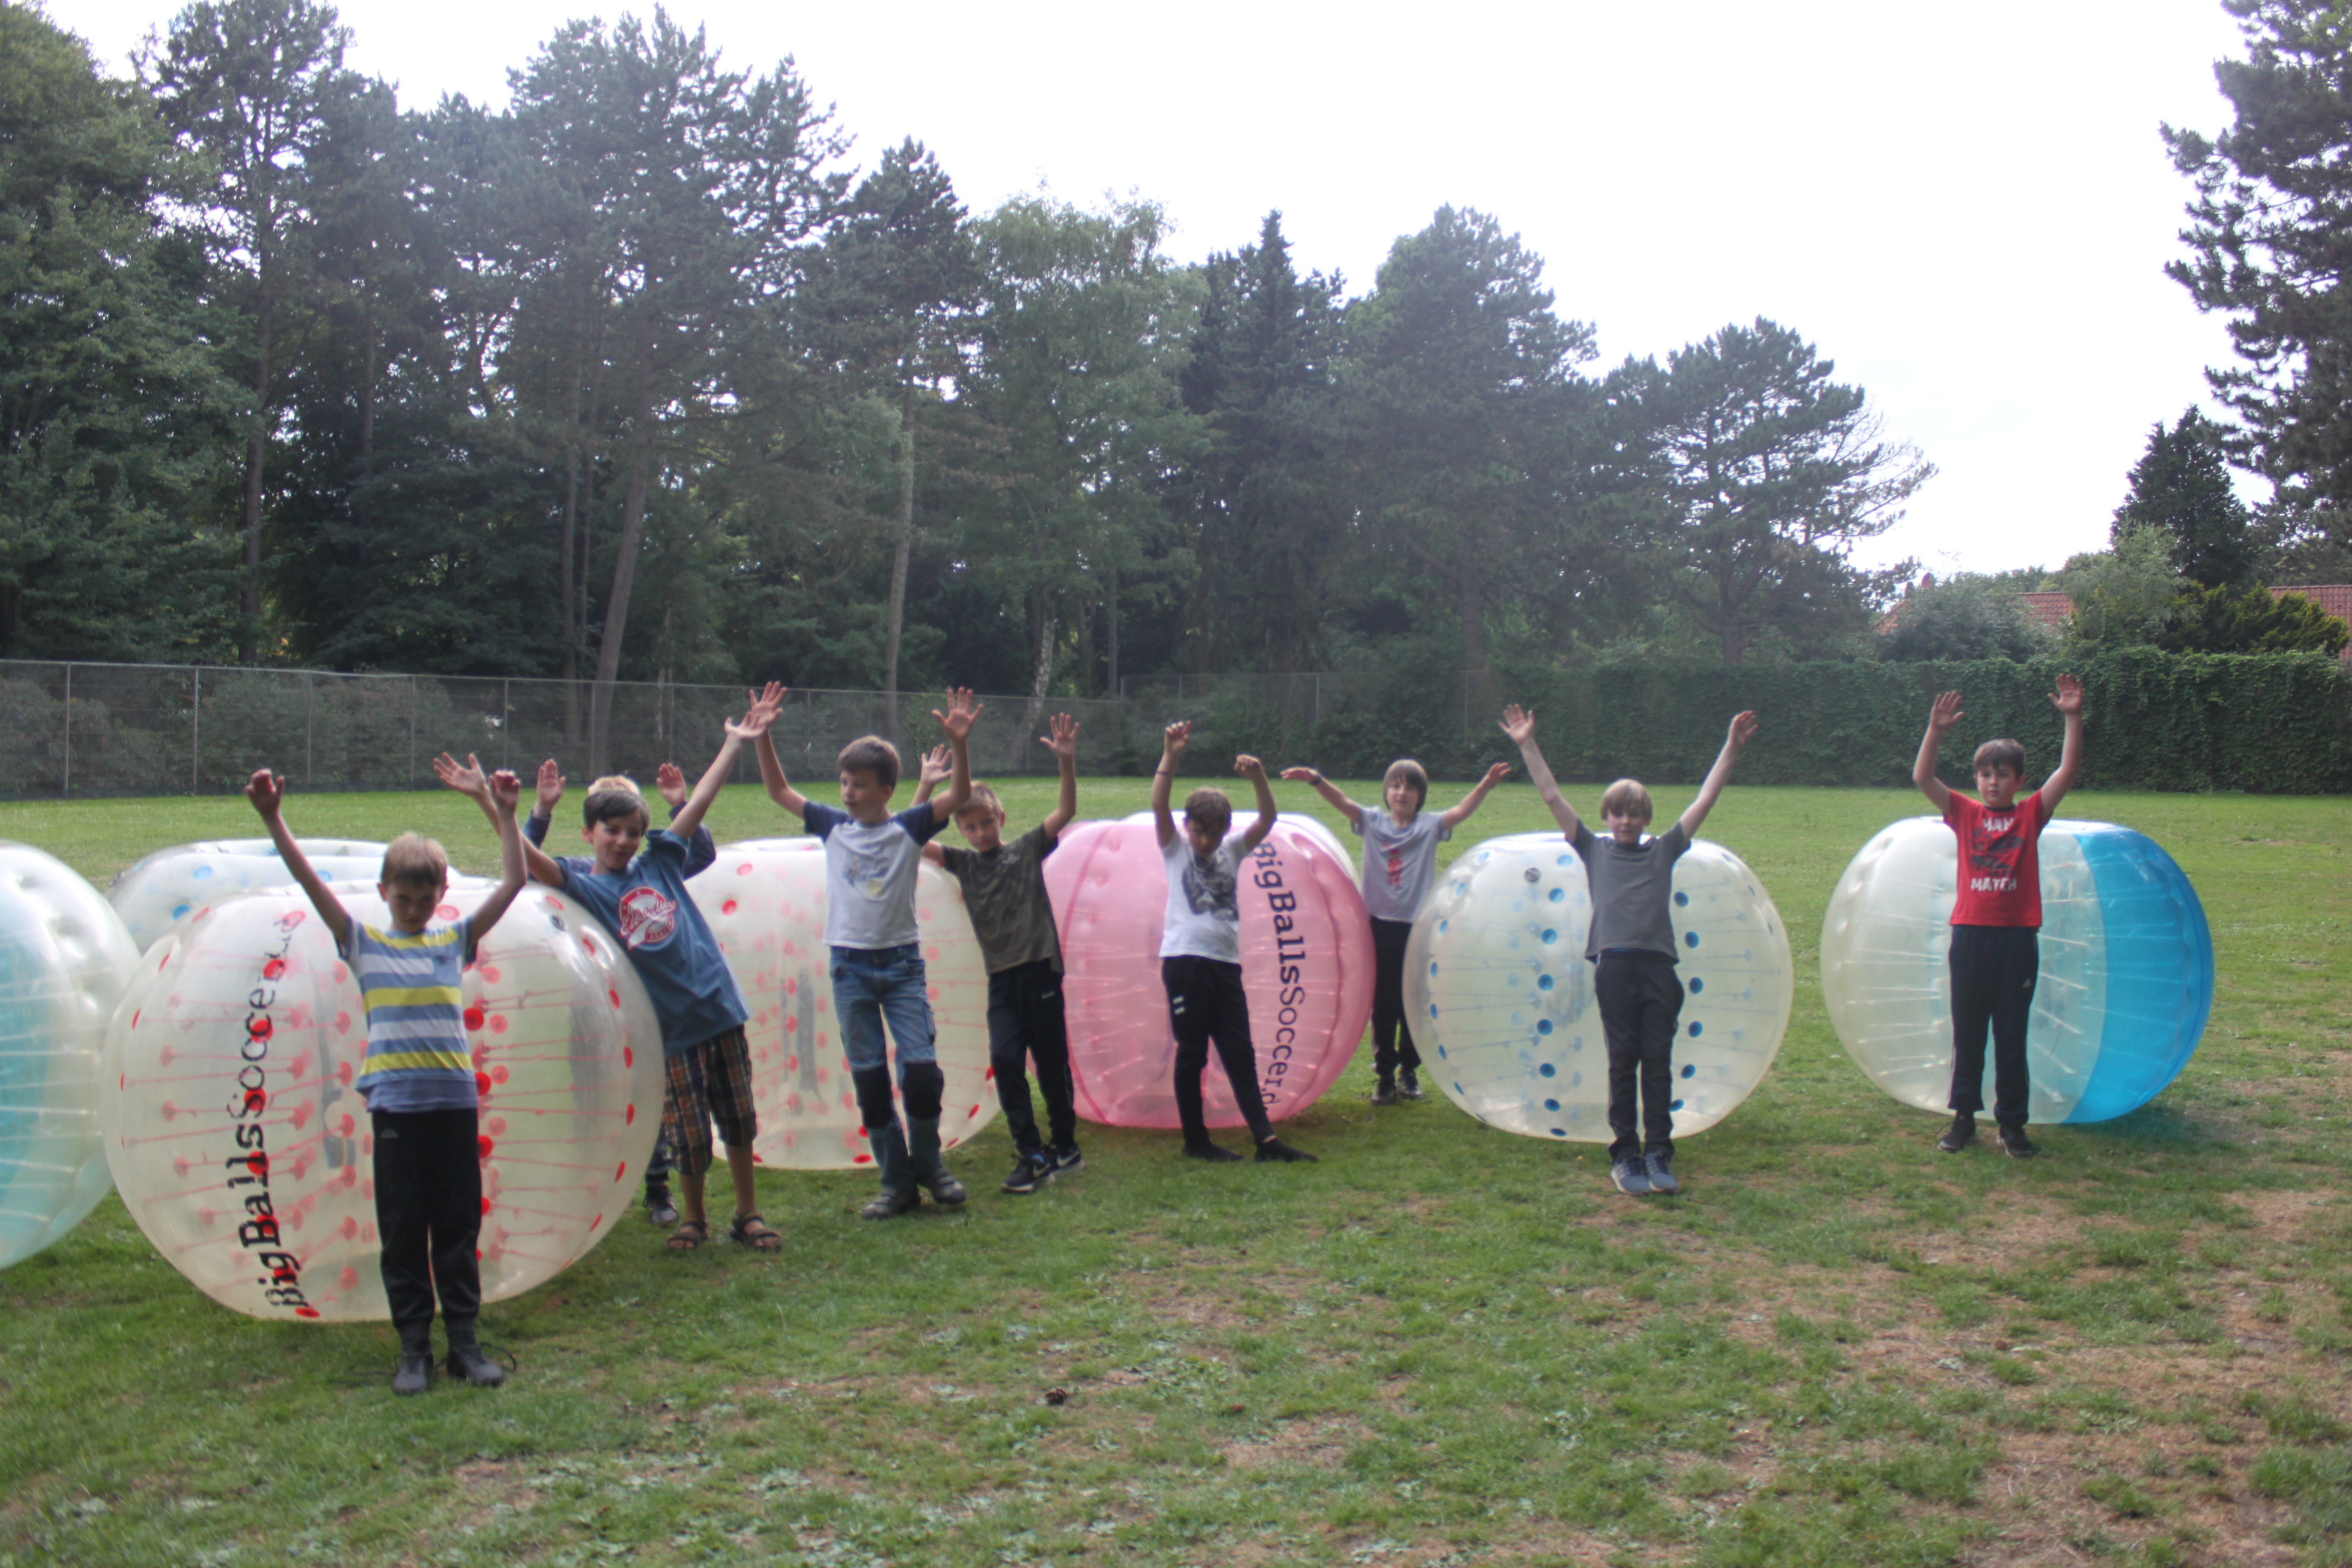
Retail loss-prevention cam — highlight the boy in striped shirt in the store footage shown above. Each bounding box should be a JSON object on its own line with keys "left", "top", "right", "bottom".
{"left": 247, "top": 765, "right": 530, "bottom": 1395}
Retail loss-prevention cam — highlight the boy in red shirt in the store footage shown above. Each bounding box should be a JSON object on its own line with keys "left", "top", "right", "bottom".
{"left": 1911, "top": 674, "right": 2085, "bottom": 1158}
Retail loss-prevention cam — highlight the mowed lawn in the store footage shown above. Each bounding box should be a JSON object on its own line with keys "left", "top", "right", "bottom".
{"left": 1, "top": 777, "right": 2348, "bottom": 1568}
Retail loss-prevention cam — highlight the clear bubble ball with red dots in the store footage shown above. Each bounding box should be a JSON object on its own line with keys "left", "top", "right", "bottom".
{"left": 99, "top": 880, "right": 663, "bottom": 1322}
{"left": 689, "top": 840, "right": 998, "bottom": 1170}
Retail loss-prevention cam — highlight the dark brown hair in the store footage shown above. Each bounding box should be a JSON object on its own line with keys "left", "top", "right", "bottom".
{"left": 1182, "top": 787, "right": 1232, "bottom": 840}
{"left": 1972, "top": 738, "right": 2027, "bottom": 778}
{"left": 582, "top": 775, "right": 650, "bottom": 831}
{"left": 837, "top": 735, "right": 900, "bottom": 791}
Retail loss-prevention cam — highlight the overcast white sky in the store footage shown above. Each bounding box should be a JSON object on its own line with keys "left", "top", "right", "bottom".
{"left": 63, "top": 0, "right": 2254, "bottom": 580}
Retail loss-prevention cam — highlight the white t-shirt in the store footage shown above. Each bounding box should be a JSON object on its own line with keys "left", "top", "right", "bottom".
{"left": 1159, "top": 830, "right": 1250, "bottom": 963}
{"left": 803, "top": 802, "right": 946, "bottom": 950}
{"left": 1353, "top": 805, "right": 1452, "bottom": 923}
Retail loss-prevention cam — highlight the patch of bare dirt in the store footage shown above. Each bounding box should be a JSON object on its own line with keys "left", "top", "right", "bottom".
{"left": 1218, "top": 1414, "right": 1372, "bottom": 1470}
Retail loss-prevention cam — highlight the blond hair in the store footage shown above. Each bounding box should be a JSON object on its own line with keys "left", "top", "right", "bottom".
{"left": 381, "top": 833, "right": 449, "bottom": 887}
{"left": 1599, "top": 778, "right": 1653, "bottom": 823}
{"left": 583, "top": 774, "right": 650, "bottom": 830}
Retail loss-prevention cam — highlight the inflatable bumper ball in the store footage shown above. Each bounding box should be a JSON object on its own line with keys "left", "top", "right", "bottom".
{"left": 1405, "top": 833, "right": 1793, "bottom": 1142}
{"left": 109, "top": 838, "right": 390, "bottom": 953}
{"left": 1043, "top": 812, "right": 1373, "bottom": 1129}
{"left": 688, "top": 839, "right": 997, "bottom": 1170}
{"left": 1821, "top": 817, "right": 2212, "bottom": 1124}
{"left": 101, "top": 881, "right": 662, "bottom": 1321}
{"left": 0, "top": 844, "right": 142, "bottom": 1270}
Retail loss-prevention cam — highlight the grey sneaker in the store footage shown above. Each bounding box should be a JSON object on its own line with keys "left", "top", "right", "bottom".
{"left": 1644, "top": 1153, "right": 1679, "bottom": 1194}
{"left": 1936, "top": 1115, "right": 1976, "bottom": 1154}
{"left": 917, "top": 1167, "right": 968, "bottom": 1206}
{"left": 1610, "top": 1157, "right": 1653, "bottom": 1195}
{"left": 860, "top": 1186, "right": 920, "bottom": 1220}
{"left": 391, "top": 1349, "right": 433, "bottom": 1396}
{"left": 1398, "top": 1070, "right": 1424, "bottom": 1101}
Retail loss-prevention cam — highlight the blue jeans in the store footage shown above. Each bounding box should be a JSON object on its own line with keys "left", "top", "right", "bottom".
{"left": 831, "top": 944, "right": 937, "bottom": 1074}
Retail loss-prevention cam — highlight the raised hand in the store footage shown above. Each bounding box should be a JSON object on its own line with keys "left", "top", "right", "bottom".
{"left": 433, "top": 751, "right": 490, "bottom": 799}
{"left": 245, "top": 767, "right": 285, "bottom": 819}
{"left": 1162, "top": 720, "right": 1192, "bottom": 757}
{"left": 1499, "top": 705, "right": 1537, "bottom": 746}
{"left": 2049, "top": 673, "right": 2084, "bottom": 717}
{"left": 1234, "top": 754, "right": 1267, "bottom": 781}
{"left": 743, "top": 682, "right": 787, "bottom": 730}
{"left": 654, "top": 762, "right": 688, "bottom": 809}
{"left": 534, "top": 757, "right": 565, "bottom": 814}
{"left": 489, "top": 770, "right": 523, "bottom": 812}
{"left": 917, "top": 744, "right": 952, "bottom": 788}
{"left": 1043, "top": 712, "right": 1079, "bottom": 759}
{"left": 932, "top": 687, "right": 983, "bottom": 741}
{"left": 1481, "top": 761, "right": 1513, "bottom": 786}
{"left": 724, "top": 703, "right": 777, "bottom": 742}
{"left": 1726, "top": 711, "right": 1760, "bottom": 750}
{"left": 1928, "top": 690, "right": 1965, "bottom": 733}
{"left": 1279, "top": 767, "right": 1319, "bottom": 783}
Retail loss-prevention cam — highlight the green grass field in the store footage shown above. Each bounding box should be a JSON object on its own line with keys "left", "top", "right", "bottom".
{"left": 1, "top": 777, "right": 2348, "bottom": 1568}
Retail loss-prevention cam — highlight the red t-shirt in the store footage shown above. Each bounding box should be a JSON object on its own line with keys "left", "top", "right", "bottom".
{"left": 1943, "top": 790, "right": 2052, "bottom": 928}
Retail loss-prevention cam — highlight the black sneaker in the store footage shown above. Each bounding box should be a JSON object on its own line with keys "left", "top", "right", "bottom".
{"left": 1002, "top": 1153, "right": 1049, "bottom": 1195}
{"left": 644, "top": 1186, "right": 680, "bottom": 1227}
{"left": 1937, "top": 1115, "right": 1977, "bottom": 1154}
{"left": 861, "top": 1186, "right": 920, "bottom": 1220}
{"left": 1046, "top": 1143, "right": 1083, "bottom": 1176}
{"left": 392, "top": 1350, "right": 433, "bottom": 1396}
{"left": 1368, "top": 1082, "right": 1400, "bottom": 1106}
{"left": 446, "top": 1343, "right": 506, "bottom": 1388}
{"left": 1996, "top": 1124, "right": 2038, "bottom": 1159}
{"left": 1398, "top": 1071, "right": 1424, "bottom": 1101}
{"left": 1255, "top": 1137, "right": 1316, "bottom": 1163}
{"left": 1644, "top": 1153, "right": 1679, "bottom": 1194}
{"left": 1183, "top": 1140, "right": 1243, "bottom": 1163}
{"left": 1610, "top": 1157, "right": 1653, "bottom": 1196}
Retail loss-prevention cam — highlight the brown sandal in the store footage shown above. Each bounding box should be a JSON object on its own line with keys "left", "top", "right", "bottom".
{"left": 664, "top": 1218, "right": 709, "bottom": 1252}
{"left": 729, "top": 1213, "right": 783, "bottom": 1253}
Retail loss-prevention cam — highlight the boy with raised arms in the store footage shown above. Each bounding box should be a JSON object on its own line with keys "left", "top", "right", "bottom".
{"left": 1912, "top": 674, "right": 2085, "bottom": 1159}
{"left": 248, "top": 764, "right": 529, "bottom": 1394}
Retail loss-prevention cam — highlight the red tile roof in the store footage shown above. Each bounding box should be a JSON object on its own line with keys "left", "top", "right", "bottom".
{"left": 2272, "top": 585, "right": 2352, "bottom": 665}
{"left": 1876, "top": 584, "right": 2351, "bottom": 664}
{"left": 2015, "top": 591, "right": 2073, "bottom": 630}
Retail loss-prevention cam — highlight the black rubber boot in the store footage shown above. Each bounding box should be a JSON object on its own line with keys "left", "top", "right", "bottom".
{"left": 861, "top": 1123, "right": 919, "bottom": 1219}
{"left": 907, "top": 1116, "right": 966, "bottom": 1206}
{"left": 444, "top": 1319, "right": 506, "bottom": 1387}
{"left": 392, "top": 1323, "right": 434, "bottom": 1396}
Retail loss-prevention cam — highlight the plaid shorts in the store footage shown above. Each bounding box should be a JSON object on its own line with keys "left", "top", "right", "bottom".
{"left": 658, "top": 1027, "right": 756, "bottom": 1178}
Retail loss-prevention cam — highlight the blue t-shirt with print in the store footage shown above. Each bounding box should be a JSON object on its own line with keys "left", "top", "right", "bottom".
{"left": 802, "top": 802, "right": 945, "bottom": 950}
{"left": 554, "top": 830, "right": 745, "bottom": 1055}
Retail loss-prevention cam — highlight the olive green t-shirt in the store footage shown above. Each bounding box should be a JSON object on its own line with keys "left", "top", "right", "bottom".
{"left": 938, "top": 825, "right": 1063, "bottom": 975}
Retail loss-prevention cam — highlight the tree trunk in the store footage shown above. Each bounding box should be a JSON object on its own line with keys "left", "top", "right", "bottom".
{"left": 240, "top": 265, "right": 273, "bottom": 663}
{"left": 354, "top": 308, "right": 375, "bottom": 533}
{"left": 881, "top": 390, "right": 914, "bottom": 745}
{"left": 1105, "top": 567, "right": 1122, "bottom": 695}
{"left": 559, "top": 329, "right": 584, "bottom": 752}
{"left": 1458, "top": 538, "right": 1495, "bottom": 711}
{"left": 1023, "top": 589, "right": 1055, "bottom": 743}
{"left": 588, "top": 368, "right": 656, "bottom": 776}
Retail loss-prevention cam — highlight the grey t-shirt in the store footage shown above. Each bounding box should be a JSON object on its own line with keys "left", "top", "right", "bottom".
{"left": 1353, "top": 805, "right": 1452, "bottom": 923}
{"left": 1570, "top": 820, "right": 1692, "bottom": 961}
{"left": 939, "top": 825, "right": 1062, "bottom": 975}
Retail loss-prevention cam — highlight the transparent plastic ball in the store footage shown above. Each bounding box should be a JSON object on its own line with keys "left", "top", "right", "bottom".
{"left": 1042, "top": 812, "right": 1373, "bottom": 1129}
{"left": 1821, "top": 817, "right": 2212, "bottom": 1124}
{"left": 687, "top": 839, "right": 997, "bottom": 1170}
{"left": 109, "top": 838, "right": 389, "bottom": 953}
{"left": 1405, "top": 832, "right": 1792, "bottom": 1142}
{"left": 101, "top": 880, "right": 662, "bottom": 1321}
{"left": 0, "top": 843, "right": 142, "bottom": 1271}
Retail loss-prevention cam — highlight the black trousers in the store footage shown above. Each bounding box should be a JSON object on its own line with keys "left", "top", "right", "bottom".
{"left": 989, "top": 958, "right": 1078, "bottom": 1154}
{"left": 1162, "top": 956, "right": 1274, "bottom": 1145}
{"left": 1947, "top": 924, "right": 2038, "bottom": 1125}
{"left": 1369, "top": 917, "right": 1422, "bottom": 1080}
{"left": 1595, "top": 951, "right": 1683, "bottom": 1160}
{"left": 371, "top": 1107, "right": 483, "bottom": 1345}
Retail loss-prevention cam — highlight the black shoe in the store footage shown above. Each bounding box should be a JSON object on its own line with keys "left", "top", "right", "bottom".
{"left": 861, "top": 1186, "right": 920, "bottom": 1219}
{"left": 1183, "top": 1140, "right": 1243, "bottom": 1163}
{"left": 1002, "top": 1152, "right": 1050, "bottom": 1194}
{"left": 1398, "top": 1071, "right": 1424, "bottom": 1101}
{"left": 1046, "top": 1142, "right": 1083, "bottom": 1176}
{"left": 1644, "top": 1152, "right": 1679, "bottom": 1194}
{"left": 1255, "top": 1137, "right": 1316, "bottom": 1163}
{"left": 1936, "top": 1115, "right": 1977, "bottom": 1154}
{"left": 446, "top": 1342, "right": 506, "bottom": 1388}
{"left": 644, "top": 1186, "right": 680, "bottom": 1227}
{"left": 1368, "top": 1082, "right": 1400, "bottom": 1106}
{"left": 392, "top": 1349, "right": 434, "bottom": 1396}
{"left": 1610, "top": 1157, "right": 1653, "bottom": 1195}
{"left": 1996, "top": 1124, "right": 2038, "bottom": 1159}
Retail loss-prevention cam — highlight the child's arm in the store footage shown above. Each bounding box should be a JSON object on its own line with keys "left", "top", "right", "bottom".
{"left": 1041, "top": 714, "right": 1080, "bottom": 839}
{"left": 2038, "top": 674, "right": 2086, "bottom": 815}
{"left": 908, "top": 745, "right": 952, "bottom": 806}
{"left": 440, "top": 752, "right": 566, "bottom": 887}
{"left": 463, "top": 770, "right": 532, "bottom": 943}
{"left": 672, "top": 687, "right": 782, "bottom": 843}
{"left": 1438, "top": 761, "right": 1514, "bottom": 831}
{"left": 655, "top": 761, "right": 718, "bottom": 876}
{"left": 928, "top": 687, "right": 981, "bottom": 822}
{"left": 1677, "top": 711, "right": 1759, "bottom": 838}
{"left": 1500, "top": 704, "right": 1581, "bottom": 838}
{"left": 245, "top": 769, "right": 352, "bottom": 953}
{"left": 1913, "top": 691, "right": 1962, "bottom": 814}
{"left": 1151, "top": 721, "right": 1189, "bottom": 848}
{"left": 1278, "top": 767, "right": 1367, "bottom": 821}
{"left": 743, "top": 683, "right": 811, "bottom": 820}
{"left": 1235, "top": 755, "right": 1278, "bottom": 852}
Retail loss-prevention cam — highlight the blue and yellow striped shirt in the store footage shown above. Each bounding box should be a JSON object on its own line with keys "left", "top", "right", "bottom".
{"left": 345, "top": 920, "right": 479, "bottom": 1113}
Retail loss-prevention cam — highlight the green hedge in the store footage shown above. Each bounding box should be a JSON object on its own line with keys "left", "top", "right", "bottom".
{"left": 1179, "top": 649, "right": 2352, "bottom": 793}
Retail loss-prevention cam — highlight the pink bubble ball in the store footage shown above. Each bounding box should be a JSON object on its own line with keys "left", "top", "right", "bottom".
{"left": 688, "top": 840, "right": 998, "bottom": 1171}
{"left": 1043, "top": 811, "right": 1373, "bottom": 1129}
{"left": 100, "top": 880, "right": 663, "bottom": 1322}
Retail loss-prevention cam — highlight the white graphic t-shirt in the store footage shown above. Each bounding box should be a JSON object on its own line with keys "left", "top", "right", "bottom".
{"left": 1159, "top": 830, "right": 1250, "bottom": 963}
{"left": 803, "top": 802, "right": 946, "bottom": 950}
